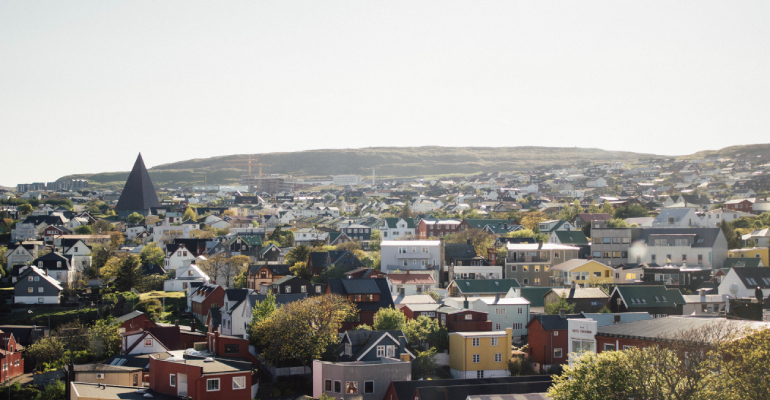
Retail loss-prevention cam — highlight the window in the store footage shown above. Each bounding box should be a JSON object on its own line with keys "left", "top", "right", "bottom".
{"left": 345, "top": 343, "right": 352, "bottom": 355}
{"left": 207, "top": 378, "right": 220, "bottom": 392}
{"left": 554, "top": 348, "right": 563, "bottom": 358}
{"left": 622, "top": 237, "right": 630, "bottom": 244}
{"left": 465, "top": 314, "right": 473, "bottom": 320}
{"left": 511, "top": 266, "right": 517, "bottom": 272}
{"left": 554, "top": 331, "right": 559, "bottom": 336}
{"left": 602, "top": 237, "right": 611, "bottom": 244}
{"left": 698, "top": 254, "right": 703, "bottom": 264}
{"left": 38, "top": 287, "right": 44, "bottom": 293}
{"left": 387, "top": 345, "right": 395, "bottom": 357}
{"left": 512, "top": 323, "right": 523, "bottom": 329}
{"left": 28, "top": 277, "right": 33, "bottom": 282}
{"left": 301, "top": 285, "right": 306, "bottom": 293}
{"left": 522, "top": 265, "right": 529, "bottom": 272}
{"left": 170, "top": 375, "right": 176, "bottom": 387}
{"left": 316, "top": 286, "right": 322, "bottom": 293}
{"left": 472, "top": 354, "right": 480, "bottom": 363}
{"left": 623, "top": 345, "right": 635, "bottom": 350}
{"left": 594, "top": 272, "right": 602, "bottom": 277}
{"left": 27, "top": 287, "right": 33, "bottom": 293}
{"left": 38, "top": 297, "right": 44, "bottom": 303}
{"left": 612, "top": 237, "right": 621, "bottom": 244}
{"left": 377, "top": 345, "right": 385, "bottom": 357}
{"left": 593, "top": 251, "right": 602, "bottom": 258}
{"left": 604, "top": 343, "right": 616, "bottom": 351}
{"left": 495, "top": 308, "right": 506, "bottom": 315}
{"left": 651, "top": 254, "right": 657, "bottom": 262}
{"left": 602, "top": 252, "right": 611, "bottom": 258}
{"left": 334, "top": 381, "right": 342, "bottom": 393}
{"left": 346, "top": 381, "right": 358, "bottom": 394}
{"left": 523, "top": 279, "right": 529, "bottom": 285}
{"left": 612, "top": 252, "right": 621, "bottom": 258}
{"left": 472, "top": 338, "right": 480, "bottom": 346}
{"left": 285, "top": 286, "right": 291, "bottom": 293}
{"left": 495, "top": 353, "right": 503, "bottom": 362}
{"left": 145, "top": 339, "right": 152, "bottom": 347}
{"left": 534, "top": 265, "right": 540, "bottom": 272}
{"left": 682, "top": 254, "right": 687, "bottom": 262}
{"left": 495, "top": 323, "right": 501, "bottom": 330}
{"left": 233, "top": 376, "right": 246, "bottom": 390}
{"left": 325, "top": 380, "right": 332, "bottom": 392}
{"left": 491, "top": 337, "right": 498, "bottom": 346}
{"left": 364, "top": 381, "right": 375, "bottom": 394}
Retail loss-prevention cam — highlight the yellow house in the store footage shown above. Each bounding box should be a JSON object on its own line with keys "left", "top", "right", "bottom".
{"left": 448, "top": 329, "right": 512, "bottom": 378}
{"left": 144, "top": 215, "right": 162, "bottom": 226}
{"left": 727, "top": 247, "right": 768, "bottom": 267}
{"left": 550, "top": 259, "right": 614, "bottom": 286}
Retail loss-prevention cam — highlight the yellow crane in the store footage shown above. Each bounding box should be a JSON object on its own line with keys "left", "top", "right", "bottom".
{"left": 226, "top": 155, "right": 272, "bottom": 192}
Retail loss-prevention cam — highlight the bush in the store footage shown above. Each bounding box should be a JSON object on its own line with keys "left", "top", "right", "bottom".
{"left": 134, "top": 298, "right": 163, "bottom": 320}
{"left": 508, "top": 357, "right": 537, "bottom": 376}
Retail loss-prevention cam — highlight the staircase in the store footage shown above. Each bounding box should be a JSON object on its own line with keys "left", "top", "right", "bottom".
{"left": 256, "top": 381, "right": 273, "bottom": 399}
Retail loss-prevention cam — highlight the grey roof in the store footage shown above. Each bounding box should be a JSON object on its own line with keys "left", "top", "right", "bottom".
{"left": 69, "top": 383, "right": 177, "bottom": 400}
{"left": 115, "top": 153, "right": 161, "bottom": 211}
{"left": 547, "top": 287, "right": 609, "bottom": 299}
{"left": 528, "top": 314, "right": 583, "bottom": 330}
{"left": 341, "top": 278, "right": 380, "bottom": 294}
{"left": 730, "top": 267, "right": 770, "bottom": 289}
{"left": 580, "top": 312, "right": 652, "bottom": 327}
{"left": 445, "top": 243, "right": 478, "bottom": 261}
{"left": 414, "top": 381, "right": 553, "bottom": 400}
{"left": 73, "top": 363, "right": 143, "bottom": 372}
{"left": 637, "top": 228, "right": 722, "bottom": 248}
{"left": 653, "top": 208, "right": 695, "bottom": 224}
{"left": 597, "top": 316, "right": 769, "bottom": 342}
{"left": 388, "top": 377, "right": 552, "bottom": 400}
{"left": 115, "top": 310, "right": 147, "bottom": 323}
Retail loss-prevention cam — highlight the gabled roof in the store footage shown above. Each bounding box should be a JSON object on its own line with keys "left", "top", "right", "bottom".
{"left": 384, "top": 218, "right": 416, "bottom": 229}
{"left": 574, "top": 213, "right": 612, "bottom": 223}
{"left": 722, "top": 258, "right": 763, "bottom": 269}
{"left": 551, "top": 259, "right": 611, "bottom": 272}
{"left": 16, "top": 265, "right": 63, "bottom": 291}
{"left": 444, "top": 243, "right": 478, "bottom": 261}
{"left": 227, "top": 235, "right": 262, "bottom": 247}
{"left": 612, "top": 285, "right": 686, "bottom": 308}
{"left": 553, "top": 231, "right": 589, "bottom": 245}
{"left": 115, "top": 310, "right": 150, "bottom": 323}
{"left": 729, "top": 267, "right": 770, "bottom": 289}
{"left": 546, "top": 286, "right": 608, "bottom": 299}
{"left": 450, "top": 279, "right": 521, "bottom": 294}
{"left": 327, "top": 278, "right": 394, "bottom": 311}
{"left": 528, "top": 314, "right": 583, "bottom": 330}
{"left": 387, "top": 273, "right": 436, "bottom": 285}
{"left": 115, "top": 154, "right": 161, "bottom": 211}
{"left": 637, "top": 228, "right": 722, "bottom": 248}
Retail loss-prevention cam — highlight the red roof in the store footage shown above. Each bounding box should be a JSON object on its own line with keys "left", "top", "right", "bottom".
{"left": 387, "top": 273, "right": 436, "bottom": 284}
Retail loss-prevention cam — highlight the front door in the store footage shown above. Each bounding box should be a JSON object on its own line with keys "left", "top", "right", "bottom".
{"left": 178, "top": 373, "right": 187, "bottom": 397}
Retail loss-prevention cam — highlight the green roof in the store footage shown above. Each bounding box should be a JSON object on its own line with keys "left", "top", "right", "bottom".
{"left": 452, "top": 279, "right": 521, "bottom": 294}
{"left": 614, "top": 286, "right": 685, "bottom": 308}
{"left": 554, "top": 231, "right": 589, "bottom": 245}
{"left": 722, "top": 258, "right": 763, "bottom": 268}
{"left": 228, "top": 235, "right": 262, "bottom": 247}
{"left": 520, "top": 287, "right": 558, "bottom": 308}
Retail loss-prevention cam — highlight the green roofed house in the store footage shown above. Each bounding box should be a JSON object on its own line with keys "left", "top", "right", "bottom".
{"left": 609, "top": 285, "right": 686, "bottom": 316}
{"left": 722, "top": 257, "right": 764, "bottom": 269}
{"left": 447, "top": 279, "right": 521, "bottom": 298}
{"left": 520, "top": 287, "right": 558, "bottom": 312}
{"left": 548, "top": 231, "right": 589, "bottom": 246}
{"left": 226, "top": 235, "right": 263, "bottom": 258}
{"left": 459, "top": 219, "right": 521, "bottom": 236}
{"left": 382, "top": 218, "right": 416, "bottom": 240}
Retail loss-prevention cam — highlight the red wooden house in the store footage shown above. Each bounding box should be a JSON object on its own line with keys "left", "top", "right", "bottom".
{"left": 148, "top": 354, "right": 254, "bottom": 400}
{"left": 0, "top": 332, "right": 24, "bottom": 381}
{"left": 190, "top": 284, "right": 225, "bottom": 323}
{"left": 435, "top": 305, "right": 491, "bottom": 332}
{"left": 116, "top": 311, "right": 157, "bottom": 333}
{"left": 525, "top": 313, "right": 583, "bottom": 372}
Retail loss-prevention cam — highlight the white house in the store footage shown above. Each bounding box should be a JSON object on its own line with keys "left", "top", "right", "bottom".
{"left": 164, "top": 263, "right": 209, "bottom": 292}
{"left": 387, "top": 273, "right": 438, "bottom": 297}
{"left": 120, "top": 330, "right": 169, "bottom": 355}
{"left": 164, "top": 244, "right": 197, "bottom": 271}
{"left": 5, "top": 243, "right": 37, "bottom": 270}
{"left": 381, "top": 218, "right": 416, "bottom": 241}
{"left": 152, "top": 224, "right": 191, "bottom": 243}
{"left": 718, "top": 267, "right": 770, "bottom": 299}
{"left": 702, "top": 209, "right": 754, "bottom": 228}
{"left": 651, "top": 208, "right": 702, "bottom": 229}
{"left": 219, "top": 289, "right": 255, "bottom": 338}
{"left": 62, "top": 239, "right": 93, "bottom": 272}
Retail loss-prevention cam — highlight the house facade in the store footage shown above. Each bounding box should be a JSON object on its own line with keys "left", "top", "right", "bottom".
{"left": 505, "top": 243, "right": 580, "bottom": 287}
{"left": 448, "top": 329, "right": 512, "bottom": 378}
{"left": 14, "top": 265, "right": 62, "bottom": 304}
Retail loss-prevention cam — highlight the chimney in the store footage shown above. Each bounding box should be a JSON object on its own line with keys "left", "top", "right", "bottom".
{"left": 614, "top": 313, "right": 621, "bottom": 324}
{"left": 175, "top": 320, "right": 179, "bottom": 327}
{"left": 398, "top": 335, "right": 407, "bottom": 356}
{"left": 494, "top": 293, "right": 500, "bottom": 303}
{"left": 463, "top": 296, "right": 469, "bottom": 309}
{"left": 569, "top": 281, "right": 577, "bottom": 299}
{"left": 558, "top": 309, "right": 566, "bottom": 318}
{"left": 190, "top": 319, "right": 196, "bottom": 332}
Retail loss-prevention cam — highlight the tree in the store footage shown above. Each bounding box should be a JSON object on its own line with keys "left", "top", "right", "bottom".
{"left": 335, "top": 240, "right": 361, "bottom": 252}
{"left": 246, "top": 293, "right": 277, "bottom": 346}
{"left": 251, "top": 294, "right": 357, "bottom": 367}
{"left": 290, "top": 261, "right": 312, "bottom": 281}
{"left": 100, "top": 254, "right": 127, "bottom": 280}
{"left": 139, "top": 242, "right": 164, "bottom": 266}
{"left": 600, "top": 201, "right": 615, "bottom": 216}
{"left": 88, "top": 318, "right": 122, "bottom": 360}
{"left": 613, "top": 204, "right": 648, "bottom": 219}
{"left": 109, "top": 231, "right": 125, "bottom": 250}
{"left": 93, "top": 219, "right": 114, "bottom": 233}
{"left": 424, "top": 290, "right": 442, "bottom": 303}
{"left": 719, "top": 221, "right": 743, "bottom": 249}
{"left": 504, "top": 229, "right": 535, "bottom": 238}
{"left": 544, "top": 295, "right": 576, "bottom": 315}
{"left": 222, "top": 210, "right": 235, "bottom": 216}
{"left": 402, "top": 315, "right": 439, "bottom": 345}
{"left": 412, "top": 347, "right": 439, "bottom": 378}
{"left": 18, "top": 203, "right": 33, "bottom": 214}
{"left": 183, "top": 207, "right": 197, "bottom": 221}
{"left": 37, "top": 380, "right": 66, "bottom": 400}
{"left": 588, "top": 201, "right": 601, "bottom": 214}
{"left": 134, "top": 298, "right": 162, "bottom": 320}
{"left": 222, "top": 255, "right": 250, "bottom": 288}
{"left": 718, "top": 328, "right": 770, "bottom": 400}
{"left": 369, "top": 229, "right": 382, "bottom": 251}
{"left": 127, "top": 212, "right": 144, "bottom": 223}
{"left": 75, "top": 224, "right": 94, "bottom": 235}
{"left": 399, "top": 202, "right": 413, "bottom": 219}
{"left": 373, "top": 307, "right": 406, "bottom": 330}
{"left": 548, "top": 349, "right": 638, "bottom": 400}
{"left": 520, "top": 211, "right": 547, "bottom": 230}
{"left": 113, "top": 255, "right": 145, "bottom": 291}
{"left": 606, "top": 218, "right": 629, "bottom": 228}
{"left": 444, "top": 229, "right": 495, "bottom": 257}
{"left": 285, "top": 244, "right": 311, "bottom": 267}
{"left": 200, "top": 254, "right": 228, "bottom": 285}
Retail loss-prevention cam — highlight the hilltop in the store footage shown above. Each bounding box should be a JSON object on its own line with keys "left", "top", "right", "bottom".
{"left": 57, "top": 144, "right": 770, "bottom": 189}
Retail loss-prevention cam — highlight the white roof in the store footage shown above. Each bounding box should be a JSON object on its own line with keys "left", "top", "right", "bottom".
{"left": 449, "top": 331, "right": 510, "bottom": 338}
{"left": 381, "top": 240, "right": 441, "bottom": 246}
{"left": 506, "top": 243, "right": 579, "bottom": 251}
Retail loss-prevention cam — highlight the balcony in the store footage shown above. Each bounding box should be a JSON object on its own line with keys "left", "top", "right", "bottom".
{"left": 449, "top": 321, "right": 493, "bottom": 332}
{"left": 385, "top": 264, "right": 435, "bottom": 271}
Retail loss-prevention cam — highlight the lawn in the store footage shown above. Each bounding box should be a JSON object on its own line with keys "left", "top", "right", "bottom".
{"left": 140, "top": 291, "right": 194, "bottom": 327}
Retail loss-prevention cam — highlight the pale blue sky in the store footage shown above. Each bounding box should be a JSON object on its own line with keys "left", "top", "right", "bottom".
{"left": 2, "top": 1, "right": 769, "bottom": 185}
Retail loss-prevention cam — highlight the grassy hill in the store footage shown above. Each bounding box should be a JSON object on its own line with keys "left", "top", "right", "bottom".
{"left": 57, "top": 144, "right": 770, "bottom": 189}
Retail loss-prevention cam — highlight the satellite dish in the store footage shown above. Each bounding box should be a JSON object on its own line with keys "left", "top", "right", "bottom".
{"left": 729, "top": 283, "right": 739, "bottom": 296}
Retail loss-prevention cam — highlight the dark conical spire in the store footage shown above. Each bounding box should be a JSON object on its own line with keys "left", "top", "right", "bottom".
{"left": 115, "top": 153, "right": 161, "bottom": 212}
